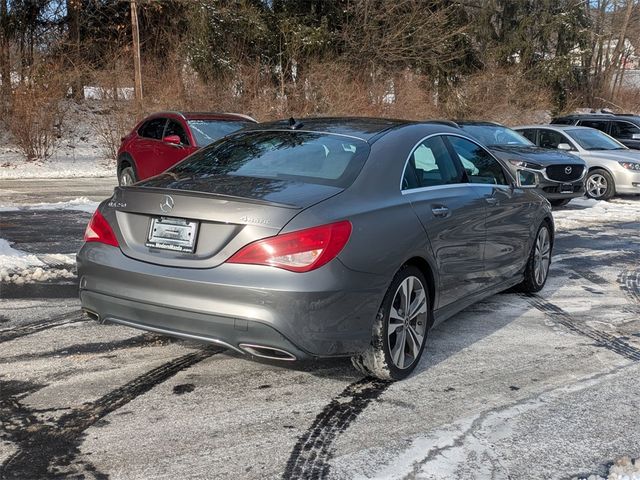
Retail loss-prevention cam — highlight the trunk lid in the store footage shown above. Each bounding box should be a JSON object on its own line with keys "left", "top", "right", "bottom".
{"left": 107, "top": 179, "right": 342, "bottom": 268}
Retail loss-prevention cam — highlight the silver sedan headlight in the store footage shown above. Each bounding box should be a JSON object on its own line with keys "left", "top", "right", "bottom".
{"left": 619, "top": 161, "right": 640, "bottom": 171}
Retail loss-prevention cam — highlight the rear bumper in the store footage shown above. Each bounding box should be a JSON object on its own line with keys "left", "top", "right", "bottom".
{"left": 77, "top": 243, "right": 386, "bottom": 358}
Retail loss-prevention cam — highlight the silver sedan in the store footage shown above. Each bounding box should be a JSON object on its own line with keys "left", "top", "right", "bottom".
{"left": 516, "top": 125, "right": 640, "bottom": 200}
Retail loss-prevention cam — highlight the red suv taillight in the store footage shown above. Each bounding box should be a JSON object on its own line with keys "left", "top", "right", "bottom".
{"left": 84, "top": 211, "right": 119, "bottom": 247}
{"left": 227, "top": 221, "right": 352, "bottom": 273}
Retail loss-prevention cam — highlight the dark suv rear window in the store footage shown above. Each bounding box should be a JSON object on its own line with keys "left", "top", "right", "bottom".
{"left": 169, "top": 130, "right": 370, "bottom": 188}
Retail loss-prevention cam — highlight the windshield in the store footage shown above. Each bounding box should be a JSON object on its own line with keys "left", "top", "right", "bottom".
{"left": 460, "top": 125, "right": 533, "bottom": 147}
{"left": 187, "top": 120, "right": 251, "bottom": 146}
{"left": 567, "top": 128, "right": 627, "bottom": 151}
{"left": 168, "top": 130, "right": 370, "bottom": 188}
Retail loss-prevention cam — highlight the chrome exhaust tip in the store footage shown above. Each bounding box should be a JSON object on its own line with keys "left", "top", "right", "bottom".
{"left": 239, "top": 343, "right": 297, "bottom": 361}
{"left": 82, "top": 309, "right": 100, "bottom": 322}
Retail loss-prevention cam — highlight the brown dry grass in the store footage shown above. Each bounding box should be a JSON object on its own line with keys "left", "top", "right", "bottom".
{"left": 6, "top": 68, "right": 68, "bottom": 161}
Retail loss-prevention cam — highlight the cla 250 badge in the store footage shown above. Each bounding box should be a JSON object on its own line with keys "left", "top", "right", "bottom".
{"left": 240, "top": 215, "right": 270, "bottom": 225}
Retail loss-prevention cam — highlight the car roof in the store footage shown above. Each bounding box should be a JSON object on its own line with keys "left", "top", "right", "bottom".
{"left": 146, "top": 111, "right": 257, "bottom": 123}
{"left": 454, "top": 120, "right": 504, "bottom": 127}
{"left": 515, "top": 125, "right": 595, "bottom": 131}
{"left": 244, "top": 117, "right": 463, "bottom": 142}
{"left": 554, "top": 113, "right": 640, "bottom": 121}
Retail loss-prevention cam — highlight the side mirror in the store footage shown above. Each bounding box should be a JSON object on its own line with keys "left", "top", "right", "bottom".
{"left": 557, "top": 143, "right": 572, "bottom": 151}
{"left": 631, "top": 133, "right": 640, "bottom": 140}
{"left": 516, "top": 169, "right": 539, "bottom": 188}
{"left": 163, "top": 134, "right": 182, "bottom": 145}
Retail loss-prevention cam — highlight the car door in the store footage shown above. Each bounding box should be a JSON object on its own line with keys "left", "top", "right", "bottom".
{"left": 153, "top": 119, "right": 197, "bottom": 174}
{"left": 135, "top": 117, "right": 168, "bottom": 179}
{"left": 445, "top": 135, "right": 536, "bottom": 285}
{"left": 610, "top": 120, "right": 640, "bottom": 150}
{"left": 401, "top": 134, "right": 487, "bottom": 309}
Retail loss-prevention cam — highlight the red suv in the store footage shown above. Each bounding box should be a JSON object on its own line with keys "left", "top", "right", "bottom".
{"left": 116, "top": 111, "right": 257, "bottom": 185}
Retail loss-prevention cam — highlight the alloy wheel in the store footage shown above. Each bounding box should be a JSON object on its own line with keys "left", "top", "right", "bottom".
{"left": 586, "top": 173, "right": 607, "bottom": 198}
{"left": 533, "top": 227, "right": 551, "bottom": 286}
{"left": 388, "top": 276, "right": 428, "bottom": 369}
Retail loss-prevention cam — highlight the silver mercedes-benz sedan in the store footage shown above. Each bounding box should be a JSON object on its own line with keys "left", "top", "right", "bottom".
{"left": 78, "top": 118, "right": 554, "bottom": 380}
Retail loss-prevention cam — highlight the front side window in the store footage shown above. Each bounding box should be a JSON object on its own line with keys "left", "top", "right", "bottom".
{"left": 164, "top": 120, "right": 189, "bottom": 145}
{"left": 447, "top": 136, "right": 508, "bottom": 185}
{"left": 138, "top": 118, "right": 167, "bottom": 139}
{"left": 402, "top": 136, "right": 464, "bottom": 190}
{"left": 166, "top": 130, "right": 370, "bottom": 188}
{"left": 611, "top": 121, "right": 640, "bottom": 139}
{"left": 538, "top": 130, "right": 566, "bottom": 149}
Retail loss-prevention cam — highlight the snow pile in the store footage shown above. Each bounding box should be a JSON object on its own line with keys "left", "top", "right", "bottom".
{"left": 0, "top": 196, "right": 99, "bottom": 213}
{"left": 553, "top": 197, "right": 640, "bottom": 231}
{"left": 0, "top": 240, "right": 76, "bottom": 284}
{"left": 607, "top": 457, "right": 640, "bottom": 480}
{"left": 1, "top": 266, "right": 76, "bottom": 285}
{"left": 573, "top": 456, "right": 640, "bottom": 480}
{"left": 0, "top": 239, "right": 44, "bottom": 271}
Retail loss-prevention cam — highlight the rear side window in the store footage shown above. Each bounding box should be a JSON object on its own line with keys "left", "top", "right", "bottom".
{"left": 447, "top": 136, "right": 508, "bottom": 185}
{"left": 402, "top": 136, "right": 463, "bottom": 190}
{"left": 169, "top": 131, "right": 370, "bottom": 188}
{"left": 138, "top": 118, "right": 167, "bottom": 139}
{"left": 187, "top": 120, "right": 250, "bottom": 146}
{"left": 164, "top": 120, "right": 189, "bottom": 145}
{"left": 577, "top": 120, "right": 609, "bottom": 133}
{"left": 610, "top": 121, "right": 640, "bottom": 139}
{"left": 518, "top": 129, "right": 538, "bottom": 143}
{"left": 551, "top": 118, "right": 574, "bottom": 125}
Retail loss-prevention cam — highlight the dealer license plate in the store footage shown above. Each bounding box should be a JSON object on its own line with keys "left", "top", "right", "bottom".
{"left": 146, "top": 217, "right": 199, "bottom": 253}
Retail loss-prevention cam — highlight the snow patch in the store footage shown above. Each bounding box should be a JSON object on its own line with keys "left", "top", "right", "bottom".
{"left": 553, "top": 197, "right": 640, "bottom": 231}
{"left": 0, "top": 197, "right": 99, "bottom": 213}
{"left": 0, "top": 239, "right": 44, "bottom": 271}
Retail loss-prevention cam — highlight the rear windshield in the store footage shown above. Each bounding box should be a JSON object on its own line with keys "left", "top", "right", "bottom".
{"left": 169, "top": 130, "right": 370, "bottom": 188}
{"left": 187, "top": 120, "right": 251, "bottom": 146}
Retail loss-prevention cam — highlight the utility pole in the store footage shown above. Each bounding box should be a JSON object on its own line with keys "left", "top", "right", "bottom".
{"left": 130, "top": 0, "right": 142, "bottom": 113}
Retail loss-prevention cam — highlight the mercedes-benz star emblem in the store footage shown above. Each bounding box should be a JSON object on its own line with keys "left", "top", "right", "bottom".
{"left": 564, "top": 166, "right": 573, "bottom": 175}
{"left": 160, "top": 195, "right": 174, "bottom": 213}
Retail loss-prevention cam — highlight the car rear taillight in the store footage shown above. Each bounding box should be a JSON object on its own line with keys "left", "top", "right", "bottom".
{"left": 84, "top": 211, "right": 119, "bottom": 247}
{"left": 227, "top": 221, "right": 352, "bottom": 273}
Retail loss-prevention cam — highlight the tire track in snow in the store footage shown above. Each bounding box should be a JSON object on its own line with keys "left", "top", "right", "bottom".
{"left": 524, "top": 294, "right": 640, "bottom": 362}
{"left": 618, "top": 270, "right": 640, "bottom": 308}
{"left": 0, "top": 310, "right": 86, "bottom": 344}
{"left": 0, "top": 346, "right": 222, "bottom": 479}
{"left": 283, "top": 378, "right": 389, "bottom": 480}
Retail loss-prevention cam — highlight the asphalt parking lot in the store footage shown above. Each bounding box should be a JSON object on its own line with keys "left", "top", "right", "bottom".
{"left": 1, "top": 178, "right": 639, "bottom": 480}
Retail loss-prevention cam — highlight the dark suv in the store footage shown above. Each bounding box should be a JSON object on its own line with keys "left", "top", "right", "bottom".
{"left": 551, "top": 113, "right": 640, "bottom": 150}
{"left": 454, "top": 121, "right": 586, "bottom": 207}
{"left": 117, "top": 111, "right": 257, "bottom": 185}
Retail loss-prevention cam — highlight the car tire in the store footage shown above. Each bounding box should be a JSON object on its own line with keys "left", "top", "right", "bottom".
{"left": 585, "top": 169, "right": 615, "bottom": 200}
{"left": 516, "top": 222, "right": 552, "bottom": 293}
{"left": 119, "top": 166, "right": 136, "bottom": 186}
{"left": 549, "top": 199, "right": 571, "bottom": 207}
{"left": 351, "top": 265, "right": 430, "bottom": 381}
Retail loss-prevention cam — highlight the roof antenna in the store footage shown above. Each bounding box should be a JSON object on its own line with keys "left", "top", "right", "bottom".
{"left": 288, "top": 117, "right": 304, "bottom": 130}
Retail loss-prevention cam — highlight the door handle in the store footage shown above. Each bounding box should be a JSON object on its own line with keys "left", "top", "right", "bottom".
{"left": 485, "top": 196, "right": 498, "bottom": 205}
{"left": 431, "top": 206, "right": 449, "bottom": 218}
